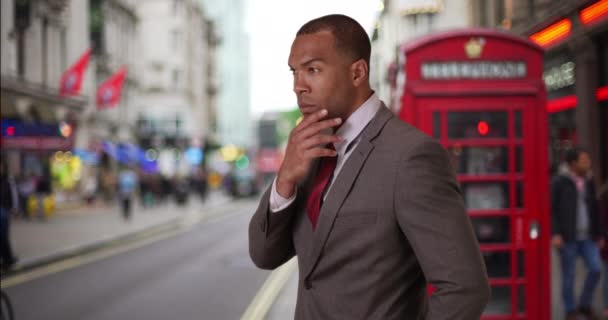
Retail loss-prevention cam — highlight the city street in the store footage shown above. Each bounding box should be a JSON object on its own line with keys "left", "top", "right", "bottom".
{"left": 2, "top": 198, "right": 269, "bottom": 320}
{"left": 1, "top": 1, "right": 607, "bottom": 320}
{"left": 1, "top": 194, "right": 605, "bottom": 320}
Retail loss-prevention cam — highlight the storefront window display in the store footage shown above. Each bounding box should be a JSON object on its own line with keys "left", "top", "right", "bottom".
{"left": 50, "top": 151, "right": 83, "bottom": 191}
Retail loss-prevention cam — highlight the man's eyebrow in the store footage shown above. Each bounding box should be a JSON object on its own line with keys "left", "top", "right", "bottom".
{"left": 288, "top": 58, "right": 325, "bottom": 70}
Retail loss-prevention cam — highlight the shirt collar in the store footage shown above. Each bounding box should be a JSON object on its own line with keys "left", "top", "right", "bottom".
{"left": 333, "top": 92, "right": 381, "bottom": 155}
{"left": 567, "top": 168, "right": 586, "bottom": 188}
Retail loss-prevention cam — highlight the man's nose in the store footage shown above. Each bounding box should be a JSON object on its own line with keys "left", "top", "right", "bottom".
{"left": 293, "top": 74, "right": 309, "bottom": 95}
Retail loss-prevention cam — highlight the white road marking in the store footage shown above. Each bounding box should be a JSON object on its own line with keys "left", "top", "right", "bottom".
{"left": 241, "top": 258, "right": 297, "bottom": 320}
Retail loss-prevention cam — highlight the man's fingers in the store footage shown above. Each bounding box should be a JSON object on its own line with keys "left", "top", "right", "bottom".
{"left": 294, "top": 109, "right": 328, "bottom": 133}
{"left": 297, "top": 117, "right": 342, "bottom": 140}
{"left": 300, "top": 134, "right": 343, "bottom": 150}
{"left": 304, "top": 146, "right": 338, "bottom": 159}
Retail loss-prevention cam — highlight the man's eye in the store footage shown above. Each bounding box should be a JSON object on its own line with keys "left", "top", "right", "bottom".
{"left": 308, "top": 67, "right": 319, "bottom": 73}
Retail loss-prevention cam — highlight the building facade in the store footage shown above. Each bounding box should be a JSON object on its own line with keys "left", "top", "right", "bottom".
{"left": 473, "top": 0, "right": 608, "bottom": 186}
{"left": 200, "top": 0, "right": 251, "bottom": 147}
{"left": 1, "top": 0, "right": 90, "bottom": 204}
{"left": 85, "top": 0, "right": 139, "bottom": 145}
{"left": 371, "top": 0, "right": 475, "bottom": 112}
{"left": 134, "top": 0, "right": 217, "bottom": 177}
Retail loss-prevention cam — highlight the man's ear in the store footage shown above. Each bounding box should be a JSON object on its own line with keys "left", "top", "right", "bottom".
{"left": 351, "top": 59, "right": 368, "bottom": 86}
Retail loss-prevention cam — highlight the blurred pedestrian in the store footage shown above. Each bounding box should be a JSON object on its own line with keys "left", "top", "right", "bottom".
{"left": 83, "top": 174, "right": 98, "bottom": 205}
{"left": 248, "top": 14, "right": 489, "bottom": 319}
{"left": 0, "top": 159, "right": 18, "bottom": 270}
{"left": 101, "top": 168, "right": 116, "bottom": 203}
{"left": 118, "top": 166, "right": 138, "bottom": 220}
{"left": 18, "top": 173, "right": 37, "bottom": 219}
{"left": 598, "top": 181, "right": 608, "bottom": 318}
{"left": 35, "top": 164, "right": 52, "bottom": 220}
{"left": 139, "top": 174, "right": 153, "bottom": 208}
{"left": 551, "top": 147, "right": 605, "bottom": 320}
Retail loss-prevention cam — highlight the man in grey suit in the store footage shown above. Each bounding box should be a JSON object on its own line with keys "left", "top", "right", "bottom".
{"left": 249, "top": 14, "right": 490, "bottom": 319}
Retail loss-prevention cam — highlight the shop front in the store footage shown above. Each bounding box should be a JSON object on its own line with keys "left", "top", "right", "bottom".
{"left": 526, "top": 0, "right": 608, "bottom": 184}
{"left": 1, "top": 74, "right": 86, "bottom": 208}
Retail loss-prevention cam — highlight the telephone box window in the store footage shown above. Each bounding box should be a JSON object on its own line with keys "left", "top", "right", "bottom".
{"left": 447, "top": 111, "right": 508, "bottom": 139}
{"left": 480, "top": 251, "right": 511, "bottom": 278}
{"left": 514, "top": 110, "right": 522, "bottom": 138}
{"left": 472, "top": 216, "right": 511, "bottom": 244}
{"left": 433, "top": 112, "right": 441, "bottom": 138}
{"left": 449, "top": 147, "right": 509, "bottom": 174}
{"left": 463, "top": 182, "right": 509, "bottom": 210}
{"left": 485, "top": 286, "right": 511, "bottom": 314}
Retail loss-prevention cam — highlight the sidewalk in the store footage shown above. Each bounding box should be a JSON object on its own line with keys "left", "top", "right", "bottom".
{"left": 4, "top": 190, "right": 231, "bottom": 273}
{"left": 551, "top": 248, "right": 606, "bottom": 319}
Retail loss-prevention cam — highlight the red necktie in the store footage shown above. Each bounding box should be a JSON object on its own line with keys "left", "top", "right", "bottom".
{"left": 306, "top": 145, "right": 337, "bottom": 230}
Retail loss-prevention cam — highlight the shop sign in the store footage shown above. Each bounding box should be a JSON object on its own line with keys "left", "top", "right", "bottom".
{"left": 543, "top": 50, "right": 575, "bottom": 99}
{"left": 1, "top": 136, "right": 73, "bottom": 150}
{"left": 543, "top": 61, "right": 575, "bottom": 92}
{"left": 421, "top": 61, "right": 527, "bottom": 80}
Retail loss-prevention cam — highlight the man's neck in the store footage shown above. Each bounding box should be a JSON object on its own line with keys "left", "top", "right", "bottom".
{"left": 342, "top": 89, "right": 374, "bottom": 121}
{"left": 568, "top": 167, "right": 584, "bottom": 178}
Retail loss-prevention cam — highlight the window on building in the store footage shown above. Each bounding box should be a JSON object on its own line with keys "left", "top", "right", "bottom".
{"left": 479, "top": 0, "right": 488, "bottom": 27}
{"left": 42, "top": 17, "right": 48, "bottom": 85}
{"left": 527, "top": 0, "right": 535, "bottom": 18}
{"left": 495, "top": 0, "right": 505, "bottom": 28}
{"left": 61, "top": 28, "right": 67, "bottom": 72}
{"left": 173, "top": 0, "right": 181, "bottom": 15}
{"left": 171, "top": 29, "right": 182, "bottom": 51}
{"left": 172, "top": 69, "right": 181, "bottom": 89}
{"left": 14, "top": 0, "right": 31, "bottom": 76}
{"left": 90, "top": 0, "right": 104, "bottom": 54}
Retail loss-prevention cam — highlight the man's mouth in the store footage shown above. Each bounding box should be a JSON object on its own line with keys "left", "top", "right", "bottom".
{"left": 299, "top": 103, "right": 318, "bottom": 114}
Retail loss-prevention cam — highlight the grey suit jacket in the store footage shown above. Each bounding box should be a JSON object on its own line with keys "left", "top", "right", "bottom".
{"left": 249, "top": 105, "right": 490, "bottom": 319}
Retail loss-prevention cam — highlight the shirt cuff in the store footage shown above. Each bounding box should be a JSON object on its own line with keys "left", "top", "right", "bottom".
{"left": 269, "top": 177, "right": 297, "bottom": 212}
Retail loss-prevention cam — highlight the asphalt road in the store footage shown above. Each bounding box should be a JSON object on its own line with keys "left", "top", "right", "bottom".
{"left": 2, "top": 199, "right": 269, "bottom": 320}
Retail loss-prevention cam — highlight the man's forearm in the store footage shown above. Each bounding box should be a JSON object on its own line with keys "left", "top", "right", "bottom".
{"left": 249, "top": 186, "right": 297, "bottom": 270}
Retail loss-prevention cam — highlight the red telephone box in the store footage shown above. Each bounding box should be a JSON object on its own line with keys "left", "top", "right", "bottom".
{"left": 399, "top": 29, "right": 550, "bottom": 320}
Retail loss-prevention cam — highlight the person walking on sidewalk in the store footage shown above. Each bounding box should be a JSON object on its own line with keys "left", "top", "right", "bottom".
{"left": 551, "top": 147, "right": 605, "bottom": 320}
{"left": 35, "top": 165, "right": 52, "bottom": 220}
{"left": 249, "top": 14, "right": 489, "bottom": 319}
{"left": 597, "top": 181, "right": 608, "bottom": 318}
{"left": 118, "top": 166, "right": 138, "bottom": 220}
{"left": 0, "top": 159, "right": 18, "bottom": 270}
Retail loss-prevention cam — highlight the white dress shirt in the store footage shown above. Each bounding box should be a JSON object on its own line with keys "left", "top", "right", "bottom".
{"left": 270, "top": 93, "right": 382, "bottom": 212}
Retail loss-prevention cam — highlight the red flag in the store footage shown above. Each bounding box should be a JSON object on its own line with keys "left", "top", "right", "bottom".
{"left": 96, "top": 67, "right": 127, "bottom": 109}
{"left": 59, "top": 48, "right": 91, "bottom": 96}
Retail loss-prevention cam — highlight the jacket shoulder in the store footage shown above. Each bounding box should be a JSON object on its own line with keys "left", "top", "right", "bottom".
{"left": 551, "top": 175, "right": 571, "bottom": 187}
{"left": 380, "top": 117, "right": 442, "bottom": 157}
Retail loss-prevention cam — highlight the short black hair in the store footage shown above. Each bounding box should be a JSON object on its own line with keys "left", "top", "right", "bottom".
{"left": 565, "top": 147, "right": 587, "bottom": 165}
{"left": 296, "top": 14, "right": 371, "bottom": 68}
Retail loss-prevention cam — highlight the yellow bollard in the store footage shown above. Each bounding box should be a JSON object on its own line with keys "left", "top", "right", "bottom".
{"left": 27, "top": 196, "right": 38, "bottom": 218}
{"left": 43, "top": 195, "right": 55, "bottom": 218}
{"left": 26, "top": 195, "right": 55, "bottom": 218}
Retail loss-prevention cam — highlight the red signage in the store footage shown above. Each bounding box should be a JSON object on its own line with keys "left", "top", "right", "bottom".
{"left": 0, "top": 136, "right": 74, "bottom": 150}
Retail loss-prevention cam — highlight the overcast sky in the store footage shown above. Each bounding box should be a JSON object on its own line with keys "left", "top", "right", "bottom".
{"left": 246, "top": 0, "right": 381, "bottom": 116}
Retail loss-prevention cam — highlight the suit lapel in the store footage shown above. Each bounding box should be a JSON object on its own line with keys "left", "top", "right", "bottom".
{"left": 303, "top": 105, "right": 393, "bottom": 278}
